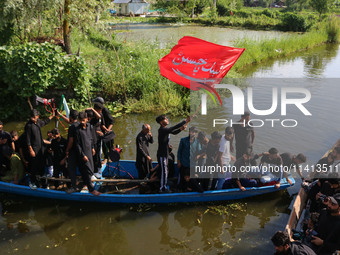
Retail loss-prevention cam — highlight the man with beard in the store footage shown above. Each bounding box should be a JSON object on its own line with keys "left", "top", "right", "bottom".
{"left": 311, "top": 193, "right": 340, "bottom": 254}
{"left": 271, "top": 231, "right": 316, "bottom": 255}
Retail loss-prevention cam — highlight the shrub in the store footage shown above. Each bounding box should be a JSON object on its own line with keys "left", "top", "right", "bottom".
{"left": 280, "top": 12, "right": 308, "bottom": 32}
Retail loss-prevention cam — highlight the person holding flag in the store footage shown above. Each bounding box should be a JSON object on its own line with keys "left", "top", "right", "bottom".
{"left": 156, "top": 115, "right": 191, "bottom": 192}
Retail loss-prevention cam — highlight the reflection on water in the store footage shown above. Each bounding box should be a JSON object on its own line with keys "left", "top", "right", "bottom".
{"left": 0, "top": 191, "right": 290, "bottom": 255}
{"left": 1, "top": 27, "right": 340, "bottom": 255}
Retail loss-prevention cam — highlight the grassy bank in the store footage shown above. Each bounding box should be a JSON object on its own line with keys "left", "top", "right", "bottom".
{"left": 74, "top": 17, "right": 340, "bottom": 116}
{"left": 229, "top": 17, "right": 340, "bottom": 75}
{"left": 1, "top": 15, "right": 339, "bottom": 120}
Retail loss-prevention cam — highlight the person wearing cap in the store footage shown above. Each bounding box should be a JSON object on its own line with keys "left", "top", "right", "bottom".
{"left": 177, "top": 126, "right": 201, "bottom": 191}
{"left": 271, "top": 231, "right": 316, "bottom": 255}
{"left": 93, "top": 97, "right": 115, "bottom": 161}
{"left": 74, "top": 112, "right": 100, "bottom": 196}
{"left": 216, "top": 126, "right": 236, "bottom": 190}
{"left": 233, "top": 111, "right": 255, "bottom": 160}
{"left": 136, "top": 124, "right": 153, "bottom": 179}
{"left": 24, "top": 109, "right": 55, "bottom": 188}
{"left": 0, "top": 120, "right": 15, "bottom": 172}
{"left": 156, "top": 114, "right": 191, "bottom": 192}
{"left": 311, "top": 193, "right": 340, "bottom": 254}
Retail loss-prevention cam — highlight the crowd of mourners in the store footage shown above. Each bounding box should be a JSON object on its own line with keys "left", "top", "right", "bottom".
{"left": 0, "top": 97, "right": 115, "bottom": 196}
{"left": 270, "top": 147, "right": 340, "bottom": 255}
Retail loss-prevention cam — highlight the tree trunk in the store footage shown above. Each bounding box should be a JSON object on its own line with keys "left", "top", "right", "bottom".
{"left": 63, "top": 0, "right": 72, "bottom": 54}
{"left": 213, "top": 0, "right": 216, "bottom": 8}
{"left": 95, "top": 5, "right": 100, "bottom": 23}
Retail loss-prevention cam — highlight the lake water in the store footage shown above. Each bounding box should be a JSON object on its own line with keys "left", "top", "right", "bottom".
{"left": 1, "top": 25, "right": 340, "bottom": 255}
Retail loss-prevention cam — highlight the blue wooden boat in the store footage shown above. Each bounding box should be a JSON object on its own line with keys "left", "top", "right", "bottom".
{"left": 0, "top": 160, "right": 295, "bottom": 204}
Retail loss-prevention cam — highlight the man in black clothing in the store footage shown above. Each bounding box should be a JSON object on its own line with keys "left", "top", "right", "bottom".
{"left": 136, "top": 124, "right": 153, "bottom": 179}
{"left": 271, "top": 231, "right": 316, "bottom": 255}
{"left": 233, "top": 111, "right": 255, "bottom": 160}
{"left": 202, "top": 131, "right": 222, "bottom": 191}
{"left": 75, "top": 112, "right": 100, "bottom": 196}
{"left": 0, "top": 121, "right": 14, "bottom": 173}
{"left": 25, "top": 109, "right": 54, "bottom": 188}
{"left": 51, "top": 128, "right": 68, "bottom": 189}
{"left": 311, "top": 193, "right": 340, "bottom": 254}
{"left": 62, "top": 109, "right": 80, "bottom": 193}
{"left": 156, "top": 115, "right": 191, "bottom": 192}
{"left": 93, "top": 97, "right": 115, "bottom": 160}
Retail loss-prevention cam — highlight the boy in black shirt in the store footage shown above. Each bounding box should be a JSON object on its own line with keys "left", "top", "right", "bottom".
{"left": 75, "top": 112, "right": 100, "bottom": 196}
{"left": 24, "top": 109, "right": 54, "bottom": 188}
{"left": 156, "top": 115, "right": 191, "bottom": 192}
{"left": 51, "top": 128, "right": 68, "bottom": 189}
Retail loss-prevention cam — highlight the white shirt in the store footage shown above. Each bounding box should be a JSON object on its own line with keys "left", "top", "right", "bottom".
{"left": 219, "top": 136, "right": 231, "bottom": 165}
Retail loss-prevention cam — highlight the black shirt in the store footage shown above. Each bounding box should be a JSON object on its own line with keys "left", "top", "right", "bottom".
{"left": 102, "top": 107, "right": 114, "bottom": 128}
{"left": 51, "top": 137, "right": 67, "bottom": 162}
{"left": 24, "top": 118, "right": 50, "bottom": 153}
{"left": 67, "top": 122, "right": 79, "bottom": 152}
{"left": 75, "top": 123, "right": 94, "bottom": 159}
{"left": 233, "top": 122, "right": 254, "bottom": 149}
{"left": 315, "top": 209, "right": 340, "bottom": 254}
{"left": 157, "top": 120, "right": 186, "bottom": 157}
{"left": 136, "top": 131, "right": 153, "bottom": 159}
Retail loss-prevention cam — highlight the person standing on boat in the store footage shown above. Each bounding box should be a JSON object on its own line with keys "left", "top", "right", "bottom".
{"left": 92, "top": 97, "right": 115, "bottom": 162}
{"left": 50, "top": 128, "right": 68, "bottom": 189}
{"left": 156, "top": 115, "right": 191, "bottom": 192}
{"left": 271, "top": 231, "right": 316, "bottom": 255}
{"left": 24, "top": 109, "right": 55, "bottom": 189}
{"left": 136, "top": 123, "right": 153, "bottom": 179}
{"left": 233, "top": 111, "right": 255, "bottom": 160}
{"left": 202, "top": 131, "right": 222, "bottom": 191}
{"left": 59, "top": 109, "right": 79, "bottom": 193}
{"left": 216, "top": 126, "right": 235, "bottom": 190}
{"left": 0, "top": 121, "right": 15, "bottom": 172}
{"left": 177, "top": 126, "right": 200, "bottom": 190}
{"left": 87, "top": 105, "right": 103, "bottom": 176}
{"left": 75, "top": 112, "right": 100, "bottom": 196}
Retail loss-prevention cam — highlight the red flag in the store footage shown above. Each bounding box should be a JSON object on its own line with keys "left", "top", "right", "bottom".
{"left": 159, "top": 36, "right": 245, "bottom": 93}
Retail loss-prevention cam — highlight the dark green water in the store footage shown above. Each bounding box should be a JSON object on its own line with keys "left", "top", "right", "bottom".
{"left": 1, "top": 26, "right": 340, "bottom": 254}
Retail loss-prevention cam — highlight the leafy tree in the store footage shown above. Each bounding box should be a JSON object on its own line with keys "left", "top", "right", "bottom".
{"left": 0, "top": 0, "right": 58, "bottom": 43}
{"left": 309, "top": 0, "right": 333, "bottom": 17}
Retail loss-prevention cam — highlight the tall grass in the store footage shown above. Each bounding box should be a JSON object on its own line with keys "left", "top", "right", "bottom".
{"left": 325, "top": 16, "right": 340, "bottom": 43}
{"left": 231, "top": 26, "right": 329, "bottom": 73}
{"left": 71, "top": 28, "right": 189, "bottom": 116}
{"left": 70, "top": 17, "right": 339, "bottom": 116}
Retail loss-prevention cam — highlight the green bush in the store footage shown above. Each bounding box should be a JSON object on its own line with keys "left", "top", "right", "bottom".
{"left": 280, "top": 12, "right": 308, "bottom": 32}
{"left": 0, "top": 42, "right": 90, "bottom": 119}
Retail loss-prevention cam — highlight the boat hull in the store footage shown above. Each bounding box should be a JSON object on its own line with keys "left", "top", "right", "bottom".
{"left": 0, "top": 160, "right": 294, "bottom": 204}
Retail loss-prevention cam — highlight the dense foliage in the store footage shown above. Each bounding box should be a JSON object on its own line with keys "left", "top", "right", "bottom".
{"left": 0, "top": 43, "right": 90, "bottom": 119}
